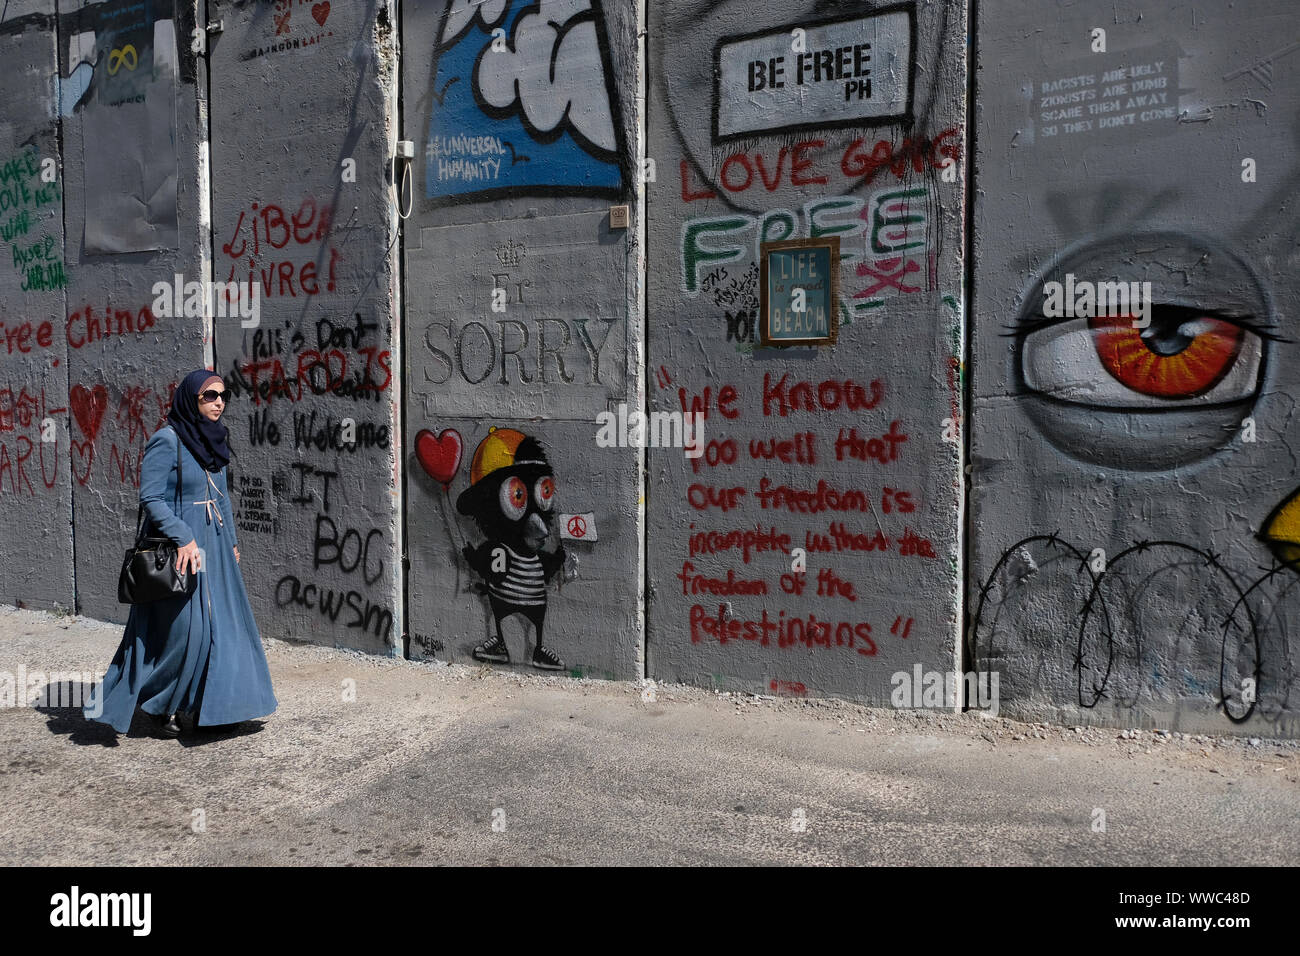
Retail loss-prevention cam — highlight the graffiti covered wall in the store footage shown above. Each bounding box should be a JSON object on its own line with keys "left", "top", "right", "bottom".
{"left": 207, "top": 0, "right": 403, "bottom": 655}
{"left": 644, "top": 0, "right": 969, "bottom": 703}
{"left": 0, "top": 0, "right": 207, "bottom": 621}
{"left": 60, "top": 0, "right": 208, "bottom": 622}
{"left": 969, "top": 0, "right": 1300, "bottom": 734}
{"left": 3, "top": 0, "right": 1300, "bottom": 737}
{"left": 400, "top": 0, "right": 643, "bottom": 677}
{"left": 0, "top": 0, "right": 403, "bottom": 656}
{"left": 0, "top": 1, "right": 73, "bottom": 610}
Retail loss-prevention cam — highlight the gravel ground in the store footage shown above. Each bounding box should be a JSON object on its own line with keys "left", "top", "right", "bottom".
{"left": 1, "top": 605, "right": 1296, "bottom": 865}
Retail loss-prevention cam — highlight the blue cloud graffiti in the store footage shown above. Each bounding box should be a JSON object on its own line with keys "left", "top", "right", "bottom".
{"left": 425, "top": 0, "right": 626, "bottom": 205}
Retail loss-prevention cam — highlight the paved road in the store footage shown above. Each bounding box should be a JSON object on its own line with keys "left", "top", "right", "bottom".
{"left": 1, "top": 606, "right": 1296, "bottom": 865}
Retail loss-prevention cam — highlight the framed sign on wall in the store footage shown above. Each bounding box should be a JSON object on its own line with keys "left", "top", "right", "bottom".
{"left": 759, "top": 236, "right": 840, "bottom": 347}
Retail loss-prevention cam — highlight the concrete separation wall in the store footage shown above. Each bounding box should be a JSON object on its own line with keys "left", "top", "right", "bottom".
{"left": 969, "top": 0, "right": 1300, "bottom": 736}
{"left": 2, "top": 0, "right": 1298, "bottom": 736}
{"left": 0, "top": 1, "right": 73, "bottom": 611}
{"left": 60, "top": 0, "right": 208, "bottom": 623}
{"left": 400, "top": 0, "right": 643, "bottom": 679}
{"left": 644, "top": 0, "right": 968, "bottom": 704}
{"left": 207, "top": 0, "right": 403, "bottom": 656}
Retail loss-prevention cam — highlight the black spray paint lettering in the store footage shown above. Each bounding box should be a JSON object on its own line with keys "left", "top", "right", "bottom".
{"left": 313, "top": 513, "right": 385, "bottom": 585}
{"left": 235, "top": 475, "right": 277, "bottom": 535}
{"left": 250, "top": 324, "right": 302, "bottom": 360}
{"left": 289, "top": 462, "right": 336, "bottom": 512}
{"left": 225, "top": 350, "right": 392, "bottom": 406}
{"left": 316, "top": 312, "right": 380, "bottom": 349}
{"left": 248, "top": 406, "right": 281, "bottom": 446}
{"left": 725, "top": 308, "right": 758, "bottom": 342}
{"left": 413, "top": 632, "right": 445, "bottom": 655}
{"left": 292, "top": 410, "right": 389, "bottom": 453}
{"left": 274, "top": 574, "right": 394, "bottom": 641}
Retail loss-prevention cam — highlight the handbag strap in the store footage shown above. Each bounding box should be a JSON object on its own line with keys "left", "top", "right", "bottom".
{"left": 173, "top": 425, "right": 182, "bottom": 515}
{"left": 131, "top": 426, "right": 184, "bottom": 544}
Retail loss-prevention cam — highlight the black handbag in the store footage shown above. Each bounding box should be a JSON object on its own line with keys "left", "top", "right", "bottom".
{"left": 117, "top": 427, "right": 198, "bottom": 605}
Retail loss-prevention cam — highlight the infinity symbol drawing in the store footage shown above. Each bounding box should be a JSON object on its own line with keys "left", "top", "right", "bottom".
{"left": 107, "top": 45, "right": 138, "bottom": 75}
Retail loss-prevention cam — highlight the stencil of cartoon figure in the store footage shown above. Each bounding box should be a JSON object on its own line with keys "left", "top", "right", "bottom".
{"left": 457, "top": 427, "right": 567, "bottom": 670}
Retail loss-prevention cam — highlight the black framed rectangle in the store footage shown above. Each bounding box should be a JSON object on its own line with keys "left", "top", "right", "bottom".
{"left": 759, "top": 237, "right": 840, "bottom": 348}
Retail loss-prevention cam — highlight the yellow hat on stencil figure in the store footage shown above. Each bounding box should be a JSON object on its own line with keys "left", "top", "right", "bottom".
{"left": 457, "top": 426, "right": 555, "bottom": 522}
{"left": 469, "top": 427, "right": 530, "bottom": 487}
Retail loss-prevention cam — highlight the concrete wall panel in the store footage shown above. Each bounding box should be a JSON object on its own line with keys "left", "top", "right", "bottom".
{"left": 0, "top": 1, "right": 73, "bottom": 610}
{"left": 645, "top": 0, "right": 969, "bottom": 703}
{"left": 401, "top": 0, "right": 643, "bottom": 678}
{"left": 969, "top": 0, "right": 1300, "bottom": 735}
{"left": 3, "top": 0, "right": 1298, "bottom": 738}
{"left": 58, "top": 0, "right": 207, "bottom": 622}
{"left": 208, "top": 0, "right": 402, "bottom": 654}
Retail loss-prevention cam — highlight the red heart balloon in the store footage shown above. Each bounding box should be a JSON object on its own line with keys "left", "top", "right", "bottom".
{"left": 415, "top": 428, "right": 462, "bottom": 489}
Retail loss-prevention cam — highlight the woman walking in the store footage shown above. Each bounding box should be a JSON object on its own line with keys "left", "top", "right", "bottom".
{"left": 85, "top": 369, "right": 277, "bottom": 737}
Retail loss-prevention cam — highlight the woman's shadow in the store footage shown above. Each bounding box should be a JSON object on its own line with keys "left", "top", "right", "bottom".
{"left": 37, "top": 679, "right": 267, "bottom": 747}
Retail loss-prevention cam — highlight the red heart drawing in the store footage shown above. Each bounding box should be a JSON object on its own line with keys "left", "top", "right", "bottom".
{"left": 70, "top": 384, "right": 108, "bottom": 442}
{"left": 414, "top": 428, "right": 462, "bottom": 490}
{"left": 71, "top": 440, "right": 94, "bottom": 485}
{"left": 312, "top": 2, "right": 330, "bottom": 26}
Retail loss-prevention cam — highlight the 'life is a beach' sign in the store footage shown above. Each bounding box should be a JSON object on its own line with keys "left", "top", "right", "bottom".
{"left": 760, "top": 237, "right": 840, "bottom": 348}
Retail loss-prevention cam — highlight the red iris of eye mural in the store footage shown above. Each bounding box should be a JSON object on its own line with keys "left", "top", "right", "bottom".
{"left": 1088, "top": 312, "right": 1245, "bottom": 399}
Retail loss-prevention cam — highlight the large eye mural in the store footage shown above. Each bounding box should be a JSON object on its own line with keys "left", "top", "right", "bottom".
{"left": 1086, "top": 307, "right": 1251, "bottom": 400}
{"left": 1012, "top": 232, "right": 1278, "bottom": 471}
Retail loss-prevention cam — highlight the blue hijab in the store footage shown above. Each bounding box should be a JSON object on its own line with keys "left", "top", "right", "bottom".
{"left": 168, "top": 369, "right": 231, "bottom": 472}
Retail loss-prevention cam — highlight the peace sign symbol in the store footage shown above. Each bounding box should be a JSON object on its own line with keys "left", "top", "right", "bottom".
{"left": 566, "top": 515, "right": 587, "bottom": 539}
{"left": 107, "top": 45, "right": 138, "bottom": 75}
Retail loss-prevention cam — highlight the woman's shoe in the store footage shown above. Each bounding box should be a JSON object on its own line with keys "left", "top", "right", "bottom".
{"left": 160, "top": 713, "right": 181, "bottom": 737}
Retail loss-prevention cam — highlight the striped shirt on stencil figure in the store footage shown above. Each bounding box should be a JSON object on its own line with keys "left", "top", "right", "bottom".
{"left": 488, "top": 545, "right": 546, "bottom": 606}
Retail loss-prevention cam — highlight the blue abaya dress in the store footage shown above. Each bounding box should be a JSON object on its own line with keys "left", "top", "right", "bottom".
{"left": 86, "top": 426, "right": 278, "bottom": 732}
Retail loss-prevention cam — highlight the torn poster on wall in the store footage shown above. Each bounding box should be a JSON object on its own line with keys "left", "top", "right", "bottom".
{"left": 60, "top": 0, "right": 179, "bottom": 253}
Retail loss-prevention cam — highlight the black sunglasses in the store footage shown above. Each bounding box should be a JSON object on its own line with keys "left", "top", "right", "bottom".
{"left": 199, "top": 389, "right": 233, "bottom": 403}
